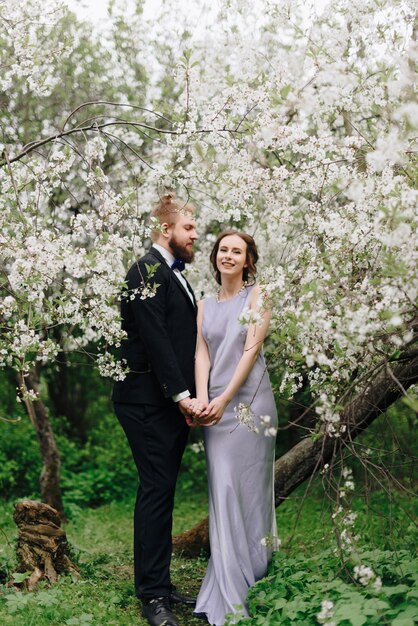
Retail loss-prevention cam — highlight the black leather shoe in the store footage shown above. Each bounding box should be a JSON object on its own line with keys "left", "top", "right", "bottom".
{"left": 193, "top": 612, "right": 209, "bottom": 622}
{"left": 169, "top": 588, "right": 197, "bottom": 607}
{"left": 142, "top": 597, "right": 179, "bottom": 626}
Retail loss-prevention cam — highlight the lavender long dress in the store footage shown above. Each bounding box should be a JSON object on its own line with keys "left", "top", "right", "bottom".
{"left": 194, "top": 286, "right": 277, "bottom": 626}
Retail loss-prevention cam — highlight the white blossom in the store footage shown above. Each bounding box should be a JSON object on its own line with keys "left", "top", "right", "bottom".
{"left": 353, "top": 564, "right": 382, "bottom": 591}
{"left": 260, "top": 534, "right": 281, "bottom": 550}
{"left": 234, "top": 403, "right": 259, "bottom": 434}
{"left": 96, "top": 353, "right": 128, "bottom": 381}
{"left": 0, "top": 0, "right": 415, "bottom": 436}
{"left": 238, "top": 306, "right": 264, "bottom": 327}
{"left": 317, "top": 599, "right": 336, "bottom": 626}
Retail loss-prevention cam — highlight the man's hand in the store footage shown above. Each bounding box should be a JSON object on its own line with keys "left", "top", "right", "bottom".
{"left": 178, "top": 397, "right": 192, "bottom": 418}
{"left": 179, "top": 397, "right": 207, "bottom": 426}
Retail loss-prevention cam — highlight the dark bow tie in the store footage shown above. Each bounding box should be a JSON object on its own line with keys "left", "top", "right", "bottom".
{"left": 171, "top": 258, "right": 186, "bottom": 272}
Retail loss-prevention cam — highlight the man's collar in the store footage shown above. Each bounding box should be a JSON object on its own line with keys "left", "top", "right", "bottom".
{"left": 152, "top": 243, "right": 175, "bottom": 266}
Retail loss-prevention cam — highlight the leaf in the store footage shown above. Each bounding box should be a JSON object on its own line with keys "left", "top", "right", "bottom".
{"left": 366, "top": 599, "right": 390, "bottom": 611}
{"left": 348, "top": 611, "right": 368, "bottom": 626}
{"left": 66, "top": 616, "right": 94, "bottom": 626}
{"left": 144, "top": 262, "right": 160, "bottom": 278}
{"left": 194, "top": 142, "right": 205, "bottom": 158}
{"left": 280, "top": 84, "right": 291, "bottom": 99}
{"left": 392, "top": 605, "right": 418, "bottom": 626}
{"left": 379, "top": 584, "right": 410, "bottom": 597}
{"left": 11, "top": 571, "right": 31, "bottom": 583}
{"left": 401, "top": 395, "right": 418, "bottom": 413}
{"left": 35, "top": 590, "right": 60, "bottom": 607}
{"left": 334, "top": 601, "right": 367, "bottom": 626}
{"left": 273, "top": 597, "right": 287, "bottom": 609}
{"left": 282, "top": 598, "right": 311, "bottom": 619}
{"left": 4, "top": 592, "right": 30, "bottom": 614}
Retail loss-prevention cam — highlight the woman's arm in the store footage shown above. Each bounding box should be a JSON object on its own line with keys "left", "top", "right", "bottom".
{"left": 200, "top": 285, "right": 271, "bottom": 424}
{"left": 185, "top": 301, "right": 210, "bottom": 425}
{"left": 194, "top": 300, "right": 211, "bottom": 405}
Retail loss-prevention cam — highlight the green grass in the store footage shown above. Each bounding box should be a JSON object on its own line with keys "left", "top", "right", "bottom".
{"left": 0, "top": 482, "right": 416, "bottom": 626}
{"left": 0, "top": 487, "right": 210, "bottom": 626}
{"left": 275, "top": 481, "right": 417, "bottom": 554}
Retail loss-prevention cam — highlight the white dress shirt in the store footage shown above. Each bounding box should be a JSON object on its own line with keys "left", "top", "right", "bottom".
{"left": 152, "top": 244, "right": 192, "bottom": 403}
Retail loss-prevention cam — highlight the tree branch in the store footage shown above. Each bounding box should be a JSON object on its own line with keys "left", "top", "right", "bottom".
{"left": 1, "top": 122, "right": 247, "bottom": 167}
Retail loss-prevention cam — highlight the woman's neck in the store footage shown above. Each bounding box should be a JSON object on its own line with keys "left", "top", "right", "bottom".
{"left": 218, "top": 276, "right": 245, "bottom": 300}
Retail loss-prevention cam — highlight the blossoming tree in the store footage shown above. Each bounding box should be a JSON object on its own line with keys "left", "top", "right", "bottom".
{"left": 0, "top": 0, "right": 417, "bottom": 528}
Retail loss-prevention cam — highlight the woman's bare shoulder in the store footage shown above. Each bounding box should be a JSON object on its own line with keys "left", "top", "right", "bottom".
{"left": 248, "top": 283, "right": 262, "bottom": 306}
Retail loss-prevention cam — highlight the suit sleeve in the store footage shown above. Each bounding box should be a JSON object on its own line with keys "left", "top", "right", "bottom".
{"left": 127, "top": 260, "right": 189, "bottom": 399}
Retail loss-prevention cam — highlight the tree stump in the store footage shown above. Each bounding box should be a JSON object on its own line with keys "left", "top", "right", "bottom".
{"left": 13, "top": 500, "right": 78, "bottom": 590}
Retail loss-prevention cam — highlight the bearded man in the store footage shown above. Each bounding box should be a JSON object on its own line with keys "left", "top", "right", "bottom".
{"left": 112, "top": 193, "right": 201, "bottom": 626}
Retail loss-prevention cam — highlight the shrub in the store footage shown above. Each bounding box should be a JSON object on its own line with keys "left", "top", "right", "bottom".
{"left": 228, "top": 548, "right": 418, "bottom": 626}
{"left": 58, "top": 411, "right": 138, "bottom": 509}
{"left": 0, "top": 418, "right": 42, "bottom": 500}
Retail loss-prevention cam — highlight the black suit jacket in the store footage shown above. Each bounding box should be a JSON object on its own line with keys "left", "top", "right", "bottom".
{"left": 112, "top": 248, "right": 197, "bottom": 406}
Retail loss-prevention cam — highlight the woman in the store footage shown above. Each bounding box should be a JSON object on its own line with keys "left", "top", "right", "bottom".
{"left": 191, "top": 230, "right": 278, "bottom": 626}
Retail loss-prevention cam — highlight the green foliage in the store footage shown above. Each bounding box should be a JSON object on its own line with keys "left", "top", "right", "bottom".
{"left": 0, "top": 362, "right": 208, "bottom": 509}
{"left": 228, "top": 548, "right": 418, "bottom": 626}
{"left": 0, "top": 582, "right": 138, "bottom": 625}
{"left": 350, "top": 401, "right": 417, "bottom": 488}
{"left": 57, "top": 411, "right": 137, "bottom": 511}
{"left": 0, "top": 417, "right": 42, "bottom": 500}
{"left": 10, "top": 572, "right": 30, "bottom": 585}
{"left": 0, "top": 496, "right": 208, "bottom": 626}
{"left": 0, "top": 488, "right": 416, "bottom": 626}
{"left": 0, "top": 398, "right": 137, "bottom": 507}
{"left": 0, "top": 372, "right": 40, "bottom": 498}
{"left": 42, "top": 353, "right": 115, "bottom": 442}
{"left": 177, "top": 435, "right": 207, "bottom": 494}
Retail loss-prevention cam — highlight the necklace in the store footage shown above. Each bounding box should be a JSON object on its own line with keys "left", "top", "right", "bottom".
{"left": 216, "top": 281, "right": 247, "bottom": 303}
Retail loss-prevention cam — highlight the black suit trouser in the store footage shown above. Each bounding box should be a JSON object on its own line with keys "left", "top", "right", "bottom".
{"left": 114, "top": 402, "right": 189, "bottom": 599}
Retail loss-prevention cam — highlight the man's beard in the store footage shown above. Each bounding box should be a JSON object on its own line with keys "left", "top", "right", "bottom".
{"left": 169, "top": 235, "right": 195, "bottom": 263}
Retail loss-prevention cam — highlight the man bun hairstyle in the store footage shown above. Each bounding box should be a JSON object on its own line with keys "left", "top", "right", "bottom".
{"left": 210, "top": 230, "right": 259, "bottom": 285}
{"left": 150, "top": 192, "right": 195, "bottom": 241}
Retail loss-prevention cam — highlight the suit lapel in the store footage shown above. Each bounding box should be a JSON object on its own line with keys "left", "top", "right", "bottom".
{"left": 148, "top": 249, "right": 197, "bottom": 312}
{"left": 174, "top": 272, "right": 197, "bottom": 309}
{"left": 183, "top": 276, "right": 197, "bottom": 309}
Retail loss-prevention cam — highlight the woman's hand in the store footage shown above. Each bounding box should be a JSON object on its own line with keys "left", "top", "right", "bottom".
{"left": 183, "top": 397, "right": 208, "bottom": 427}
{"left": 198, "top": 394, "right": 229, "bottom": 426}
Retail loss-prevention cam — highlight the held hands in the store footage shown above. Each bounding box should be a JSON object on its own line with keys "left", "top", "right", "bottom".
{"left": 198, "top": 395, "right": 228, "bottom": 426}
{"left": 182, "top": 394, "right": 229, "bottom": 427}
{"left": 178, "top": 397, "right": 208, "bottom": 427}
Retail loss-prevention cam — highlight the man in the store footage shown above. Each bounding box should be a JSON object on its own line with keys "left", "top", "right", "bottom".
{"left": 112, "top": 193, "right": 201, "bottom": 626}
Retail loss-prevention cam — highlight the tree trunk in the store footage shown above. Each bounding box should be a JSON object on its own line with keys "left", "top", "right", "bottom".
{"left": 18, "top": 364, "right": 65, "bottom": 519}
{"left": 173, "top": 349, "right": 418, "bottom": 557}
{"left": 12, "top": 500, "right": 78, "bottom": 590}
